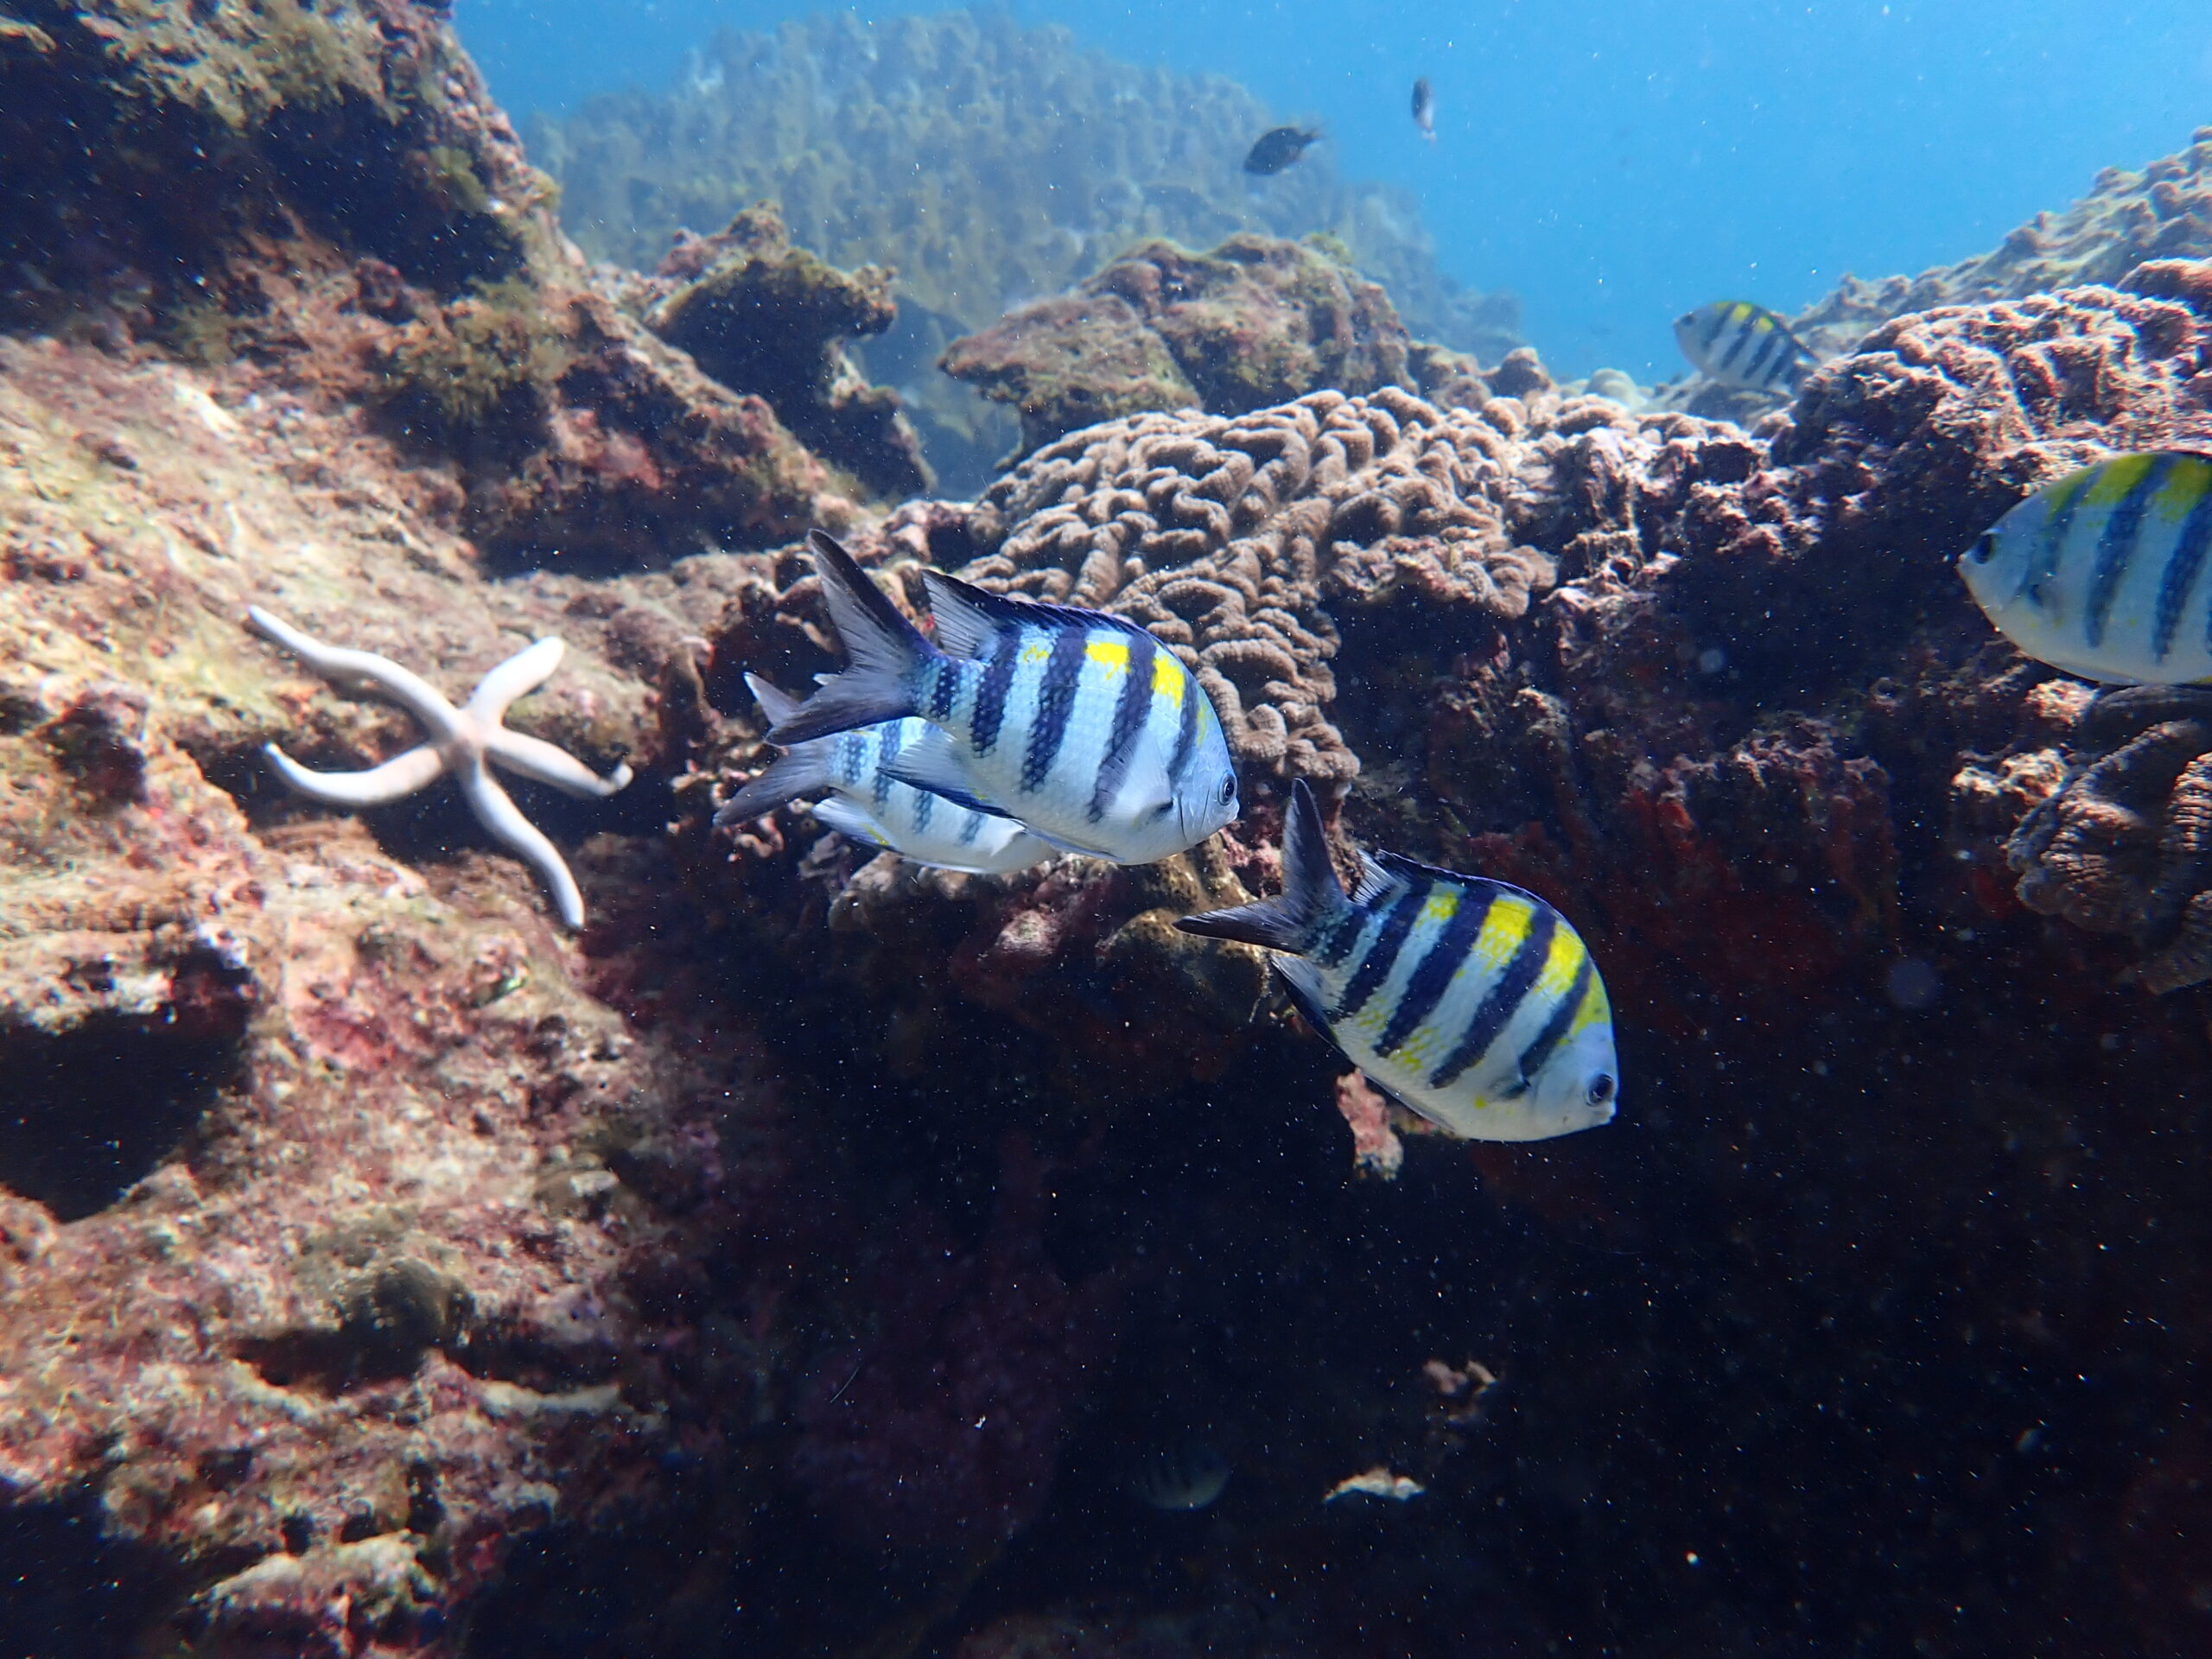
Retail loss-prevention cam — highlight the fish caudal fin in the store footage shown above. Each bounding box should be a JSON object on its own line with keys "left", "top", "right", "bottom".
{"left": 766, "top": 531, "right": 934, "bottom": 746}
{"left": 1175, "top": 779, "right": 1343, "bottom": 952}
{"left": 745, "top": 672, "right": 804, "bottom": 728}
{"left": 715, "top": 744, "right": 836, "bottom": 825}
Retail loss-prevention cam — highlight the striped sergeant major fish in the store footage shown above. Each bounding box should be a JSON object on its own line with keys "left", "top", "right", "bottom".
{"left": 766, "top": 531, "right": 1242, "bottom": 865}
{"left": 1177, "top": 780, "right": 1617, "bottom": 1142}
{"left": 1674, "top": 300, "right": 1818, "bottom": 395}
{"left": 714, "top": 677, "right": 1053, "bottom": 875}
{"left": 1960, "top": 451, "right": 2212, "bottom": 685}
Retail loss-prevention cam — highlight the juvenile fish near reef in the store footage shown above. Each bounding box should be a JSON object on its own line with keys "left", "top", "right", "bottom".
{"left": 1674, "top": 300, "right": 1817, "bottom": 395}
{"left": 715, "top": 677, "right": 1054, "bottom": 875}
{"left": 766, "top": 531, "right": 1242, "bottom": 864}
{"left": 1243, "top": 125, "right": 1322, "bottom": 175}
{"left": 1959, "top": 450, "right": 2212, "bottom": 685}
{"left": 1178, "top": 781, "right": 1618, "bottom": 1142}
{"left": 1410, "top": 77, "right": 1436, "bottom": 142}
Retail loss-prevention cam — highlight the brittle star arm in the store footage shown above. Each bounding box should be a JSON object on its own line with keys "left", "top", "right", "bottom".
{"left": 262, "top": 741, "right": 447, "bottom": 806}
{"left": 246, "top": 607, "right": 465, "bottom": 743}
{"left": 454, "top": 755, "right": 587, "bottom": 931}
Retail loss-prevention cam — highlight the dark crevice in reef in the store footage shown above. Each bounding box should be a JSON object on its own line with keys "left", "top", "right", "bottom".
{"left": 0, "top": 994, "right": 248, "bottom": 1222}
{"left": 0, "top": 1497, "right": 175, "bottom": 1659}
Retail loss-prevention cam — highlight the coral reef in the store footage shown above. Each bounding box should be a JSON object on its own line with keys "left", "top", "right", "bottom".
{"left": 525, "top": 5, "right": 1520, "bottom": 491}
{"left": 0, "top": 0, "right": 930, "bottom": 573}
{"left": 11, "top": 5, "right": 2212, "bottom": 1652}
{"left": 627, "top": 207, "right": 930, "bottom": 499}
{"left": 941, "top": 233, "right": 1442, "bottom": 457}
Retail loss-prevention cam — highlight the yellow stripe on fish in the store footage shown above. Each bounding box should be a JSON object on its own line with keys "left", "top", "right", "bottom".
{"left": 1176, "top": 782, "right": 1619, "bottom": 1143}
{"left": 1959, "top": 450, "right": 2212, "bottom": 686}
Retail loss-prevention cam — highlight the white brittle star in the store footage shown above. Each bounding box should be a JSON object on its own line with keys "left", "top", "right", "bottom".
{"left": 247, "top": 607, "right": 633, "bottom": 930}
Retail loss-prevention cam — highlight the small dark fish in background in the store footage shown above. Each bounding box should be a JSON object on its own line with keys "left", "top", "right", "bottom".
{"left": 1411, "top": 76, "right": 1436, "bottom": 142}
{"left": 1674, "top": 299, "right": 1818, "bottom": 394}
{"left": 1126, "top": 1438, "right": 1231, "bottom": 1511}
{"left": 1244, "top": 124, "right": 1322, "bottom": 175}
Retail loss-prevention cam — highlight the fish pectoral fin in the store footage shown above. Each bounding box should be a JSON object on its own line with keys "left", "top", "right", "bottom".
{"left": 880, "top": 729, "right": 1017, "bottom": 819}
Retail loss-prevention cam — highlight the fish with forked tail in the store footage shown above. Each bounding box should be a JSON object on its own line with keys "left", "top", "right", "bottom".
{"left": 1178, "top": 781, "right": 1618, "bottom": 1142}
{"left": 715, "top": 677, "right": 1054, "bottom": 874}
{"left": 764, "top": 531, "right": 1241, "bottom": 865}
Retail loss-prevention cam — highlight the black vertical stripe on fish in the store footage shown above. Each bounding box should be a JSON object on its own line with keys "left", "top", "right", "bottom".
{"left": 1430, "top": 907, "right": 1557, "bottom": 1090}
{"left": 1329, "top": 877, "right": 1430, "bottom": 1023}
{"left": 870, "top": 728, "right": 896, "bottom": 810}
{"left": 928, "top": 661, "right": 961, "bottom": 721}
{"left": 837, "top": 733, "right": 866, "bottom": 788}
{"left": 969, "top": 627, "right": 1021, "bottom": 754}
{"left": 1741, "top": 326, "right": 1782, "bottom": 384}
{"left": 1313, "top": 910, "right": 1364, "bottom": 969}
{"left": 1376, "top": 887, "right": 1496, "bottom": 1058}
{"left": 2154, "top": 486, "right": 2212, "bottom": 660}
{"left": 2018, "top": 476, "right": 2093, "bottom": 612}
{"left": 1090, "top": 632, "right": 1157, "bottom": 823}
{"left": 1168, "top": 666, "right": 1201, "bottom": 785}
{"left": 2085, "top": 454, "right": 2177, "bottom": 646}
{"left": 912, "top": 786, "right": 934, "bottom": 831}
{"left": 957, "top": 809, "right": 982, "bottom": 846}
{"left": 1023, "top": 625, "right": 1090, "bottom": 792}
{"left": 1717, "top": 319, "right": 1755, "bottom": 370}
{"left": 1511, "top": 950, "right": 1594, "bottom": 1088}
{"left": 1700, "top": 307, "right": 1732, "bottom": 352}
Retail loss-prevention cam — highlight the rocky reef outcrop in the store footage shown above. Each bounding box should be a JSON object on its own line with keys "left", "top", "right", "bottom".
{"left": 940, "top": 232, "right": 1488, "bottom": 458}
{"left": 525, "top": 5, "right": 1521, "bottom": 491}
{"left": 0, "top": 0, "right": 932, "bottom": 578}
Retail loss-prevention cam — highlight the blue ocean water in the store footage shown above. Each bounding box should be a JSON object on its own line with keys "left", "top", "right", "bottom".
{"left": 458, "top": 0, "right": 2212, "bottom": 379}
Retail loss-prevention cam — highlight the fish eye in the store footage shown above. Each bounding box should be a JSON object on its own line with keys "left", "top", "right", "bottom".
{"left": 1965, "top": 531, "right": 1997, "bottom": 565}
{"left": 1586, "top": 1073, "right": 1616, "bottom": 1106}
{"left": 1218, "top": 775, "right": 1236, "bottom": 805}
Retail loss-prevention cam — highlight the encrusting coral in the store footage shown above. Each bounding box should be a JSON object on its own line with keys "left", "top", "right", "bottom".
{"left": 526, "top": 5, "right": 1520, "bottom": 489}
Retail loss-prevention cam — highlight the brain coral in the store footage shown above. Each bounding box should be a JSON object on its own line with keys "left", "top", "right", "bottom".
{"left": 938, "top": 376, "right": 1576, "bottom": 782}
{"left": 525, "top": 4, "right": 1518, "bottom": 490}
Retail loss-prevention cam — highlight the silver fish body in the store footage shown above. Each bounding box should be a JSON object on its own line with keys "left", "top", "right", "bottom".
{"left": 717, "top": 676, "right": 1053, "bottom": 875}
{"left": 768, "top": 531, "right": 1242, "bottom": 865}
{"left": 1179, "top": 781, "right": 1617, "bottom": 1143}
{"left": 1674, "top": 300, "right": 1816, "bottom": 394}
{"left": 1959, "top": 451, "right": 2212, "bottom": 685}
{"left": 1411, "top": 77, "right": 1435, "bottom": 141}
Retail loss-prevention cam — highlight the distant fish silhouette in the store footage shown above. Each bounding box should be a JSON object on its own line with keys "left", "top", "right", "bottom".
{"left": 1411, "top": 77, "right": 1435, "bottom": 142}
{"left": 1244, "top": 125, "right": 1322, "bottom": 175}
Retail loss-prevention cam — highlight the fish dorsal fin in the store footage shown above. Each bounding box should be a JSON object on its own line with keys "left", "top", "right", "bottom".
{"left": 924, "top": 571, "right": 1157, "bottom": 660}
{"left": 1369, "top": 849, "right": 1560, "bottom": 915}
{"left": 1350, "top": 851, "right": 1397, "bottom": 907}
{"left": 879, "top": 727, "right": 1019, "bottom": 819}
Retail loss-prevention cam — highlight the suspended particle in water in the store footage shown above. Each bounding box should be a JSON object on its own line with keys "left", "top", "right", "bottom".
{"left": 1884, "top": 957, "right": 1942, "bottom": 1011}
{"left": 1697, "top": 647, "right": 1727, "bottom": 675}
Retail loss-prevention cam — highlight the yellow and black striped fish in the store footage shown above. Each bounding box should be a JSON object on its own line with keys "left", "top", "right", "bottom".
{"left": 767, "top": 531, "right": 1240, "bottom": 865}
{"left": 1960, "top": 450, "right": 2212, "bottom": 685}
{"left": 1674, "top": 300, "right": 1817, "bottom": 394}
{"left": 1178, "top": 782, "right": 1618, "bottom": 1143}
